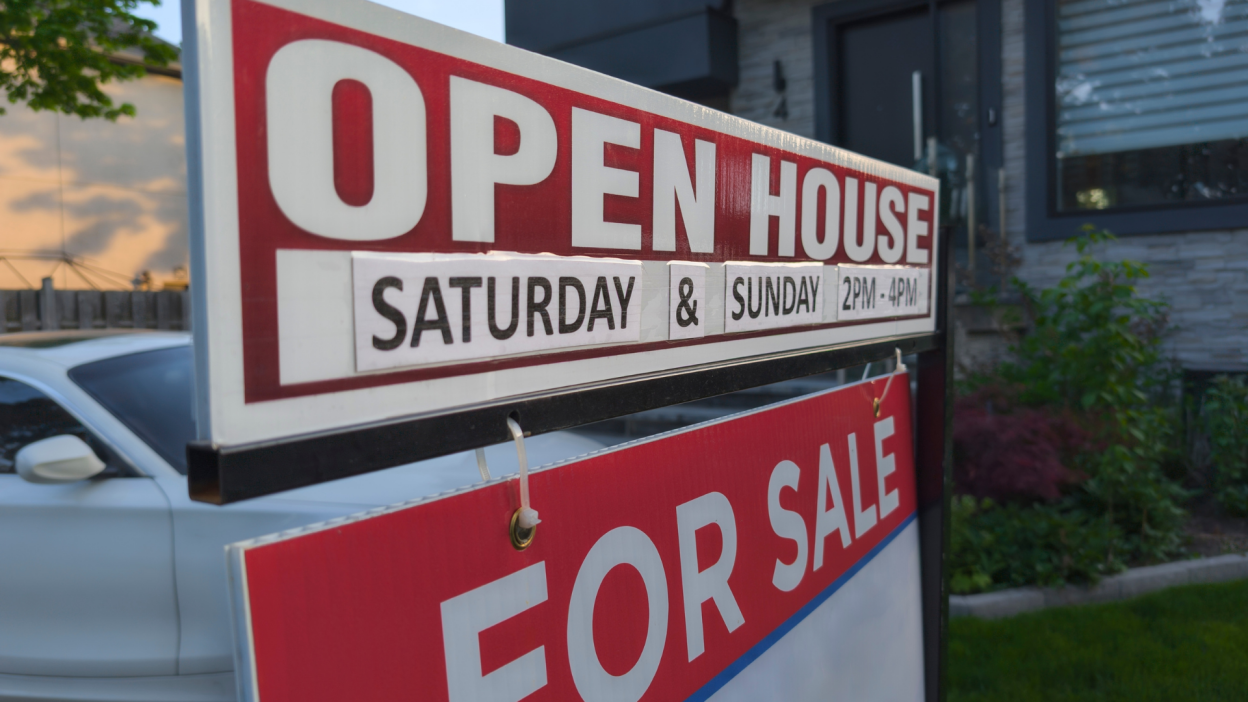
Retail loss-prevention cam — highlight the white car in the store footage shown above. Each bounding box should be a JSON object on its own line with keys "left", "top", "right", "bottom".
{"left": 0, "top": 330, "right": 604, "bottom": 702}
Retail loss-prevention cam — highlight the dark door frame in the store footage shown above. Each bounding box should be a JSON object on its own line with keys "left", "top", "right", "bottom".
{"left": 812, "top": 0, "right": 1003, "bottom": 235}
{"left": 813, "top": 0, "right": 938, "bottom": 149}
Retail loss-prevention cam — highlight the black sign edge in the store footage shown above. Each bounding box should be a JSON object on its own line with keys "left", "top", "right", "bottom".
{"left": 188, "top": 331, "right": 940, "bottom": 504}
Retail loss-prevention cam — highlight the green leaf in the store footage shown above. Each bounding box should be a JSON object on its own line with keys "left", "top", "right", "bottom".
{"left": 0, "top": 0, "right": 177, "bottom": 121}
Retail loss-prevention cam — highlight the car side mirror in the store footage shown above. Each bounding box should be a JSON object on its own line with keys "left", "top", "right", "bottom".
{"left": 15, "top": 435, "right": 106, "bottom": 484}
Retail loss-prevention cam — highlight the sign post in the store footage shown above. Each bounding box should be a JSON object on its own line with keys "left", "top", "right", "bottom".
{"left": 180, "top": 0, "right": 953, "bottom": 698}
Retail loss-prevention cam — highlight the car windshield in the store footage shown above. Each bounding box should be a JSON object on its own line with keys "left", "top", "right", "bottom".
{"left": 68, "top": 346, "right": 196, "bottom": 475}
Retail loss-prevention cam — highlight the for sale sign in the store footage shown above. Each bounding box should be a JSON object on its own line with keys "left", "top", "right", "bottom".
{"left": 184, "top": 0, "right": 939, "bottom": 447}
{"left": 227, "top": 373, "right": 923, "bottom": 701}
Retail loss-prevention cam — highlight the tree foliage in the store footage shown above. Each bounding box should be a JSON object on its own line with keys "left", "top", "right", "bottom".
{"left": 0, "top": 0, "right": 176, "bottom": 120}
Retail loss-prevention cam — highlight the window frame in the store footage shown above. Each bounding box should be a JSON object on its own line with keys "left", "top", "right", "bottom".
{"left": 1024, "top": 0, "right": 1248, "bottom": 241}
{"left": 68, "top": 346, "right": 197, "bottom": 476}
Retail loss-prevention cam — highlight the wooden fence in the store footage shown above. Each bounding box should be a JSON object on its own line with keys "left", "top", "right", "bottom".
{"left": 1, "top": 280, "right": 190, "bottom": 334}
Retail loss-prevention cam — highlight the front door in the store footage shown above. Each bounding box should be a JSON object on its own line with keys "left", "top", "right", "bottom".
{"left": 817, "top": 0, "right": 999, "bottom": 287}
{"left": 838, "top": 8, "right": 933, "bottom": 169}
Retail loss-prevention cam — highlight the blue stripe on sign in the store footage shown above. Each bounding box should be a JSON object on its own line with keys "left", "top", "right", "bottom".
{"left": 685, "top": 511, "right": 919, "bottom": 702}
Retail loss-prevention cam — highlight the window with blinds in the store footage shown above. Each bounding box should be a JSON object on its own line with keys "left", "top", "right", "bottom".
{"left": 1054, "top": 0, "right": 1248, "bottom": 212}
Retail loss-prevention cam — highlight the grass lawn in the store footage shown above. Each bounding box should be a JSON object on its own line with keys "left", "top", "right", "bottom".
{"left": 948, "top": 578, "right": 1248, "bottom": 701}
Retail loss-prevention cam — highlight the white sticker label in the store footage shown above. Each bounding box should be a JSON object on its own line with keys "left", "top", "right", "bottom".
{"left": 723, "top": 262, "right": 825, "bottom": 334}
{"left": 353, "top": 252, "right": 642, "bottom": 372}
{"left": 668, "top": 262, "right": 707, "bottom": 340}
{"left": 835, "top": 265, "right": 930, "bottom": 321}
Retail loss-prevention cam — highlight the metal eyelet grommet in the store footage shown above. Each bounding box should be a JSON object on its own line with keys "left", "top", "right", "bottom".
{"left": 510, "top": 508, "right": 536, "bottom": 550}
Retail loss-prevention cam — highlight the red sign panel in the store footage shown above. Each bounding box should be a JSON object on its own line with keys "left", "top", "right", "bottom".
{"left": 231, "top": 0, "right": 936, "bottom": 401}
{"left": 228, "top": 374, "right": 924, "bottom": 701}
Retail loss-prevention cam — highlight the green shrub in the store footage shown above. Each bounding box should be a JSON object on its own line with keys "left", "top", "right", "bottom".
{"left": 954, "top": 226, "right": 1187, "bottom": 587}
{"left": 950, "top": 496, "right": 994, "bottom": 594}
{"left": 1203, "top": 375, "right": 1248, "bottom": 516}
{"left": 998, "top": 227, "right": 1173, "bottom": 411}
{"left": 950, "top": 495, "right": 1123, "bottom": 594}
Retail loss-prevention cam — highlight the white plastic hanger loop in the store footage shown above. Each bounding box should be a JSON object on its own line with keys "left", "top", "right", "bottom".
{"left": 475, "top": 447, "right": 491, "bottom": 482}
{"left": 507, "top": 418, "right": 540, "bottom": 549}
{"left": 874, "top": 348, "right": 908, "bottom": 416}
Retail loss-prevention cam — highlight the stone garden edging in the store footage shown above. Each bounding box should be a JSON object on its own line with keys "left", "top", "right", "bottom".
{"left": 949, "top": 553, "right": 1248, "bottom": 619}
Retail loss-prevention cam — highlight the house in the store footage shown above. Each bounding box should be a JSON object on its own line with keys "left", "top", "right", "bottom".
{"left": 507, "top": 0, "right": 1248, "bottom": 376}
{"left": 0, "top": 53, "right": 188, "bottom": 291}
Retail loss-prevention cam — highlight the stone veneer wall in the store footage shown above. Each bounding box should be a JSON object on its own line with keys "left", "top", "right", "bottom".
{"left": 1017, "top": 232, "right": 1248, "bottom": 372}
{"left": 729, "top": 0, "right": 826, "bottom": 140}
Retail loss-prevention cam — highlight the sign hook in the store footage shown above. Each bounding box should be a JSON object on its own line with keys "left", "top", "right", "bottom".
{"left": 507, "top": 417, "right": 540, "bottom": 550}
{"left": 873, "top": 348, "right": 908, "bottom": 417}
{"left": 475, "top": 448, "right": 491, "bottom": 482}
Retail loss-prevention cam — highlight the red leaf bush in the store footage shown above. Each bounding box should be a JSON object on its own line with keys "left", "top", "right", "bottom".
{"left": 953, "top": 385, "right": 1090, "bottom": 502}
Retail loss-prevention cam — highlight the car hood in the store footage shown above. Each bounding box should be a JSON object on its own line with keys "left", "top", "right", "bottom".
{"left": 260, "top": 431, "right": 606, "bottom": 509}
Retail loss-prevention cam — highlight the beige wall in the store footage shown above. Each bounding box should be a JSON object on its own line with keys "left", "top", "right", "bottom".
{"left": 0, "top": 72, "right": 188, "bottom": 290}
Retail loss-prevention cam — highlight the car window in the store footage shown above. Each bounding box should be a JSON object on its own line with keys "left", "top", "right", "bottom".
{"left": 0, "top": 376, "right": 126, "bottom": 477}
{"left": 69, "top": 346, "right": 196, "bottom": 475}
